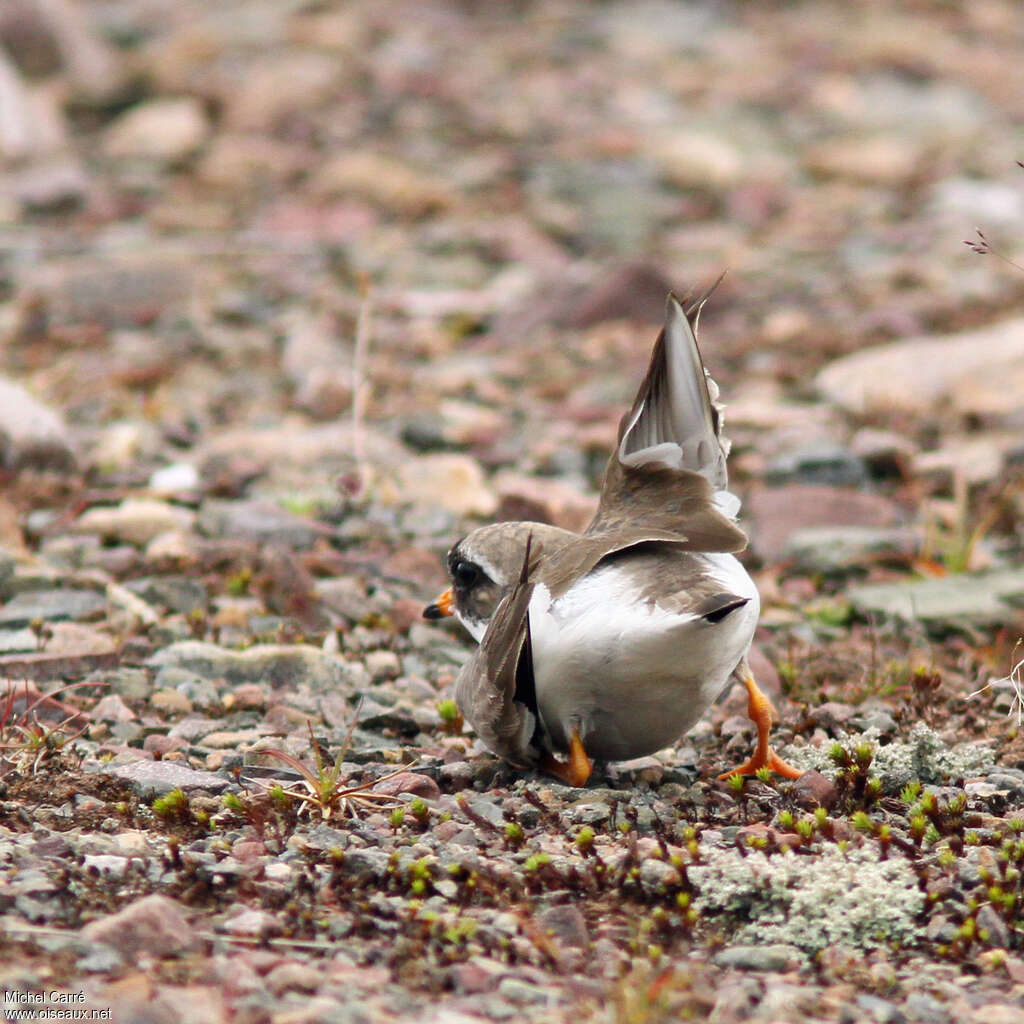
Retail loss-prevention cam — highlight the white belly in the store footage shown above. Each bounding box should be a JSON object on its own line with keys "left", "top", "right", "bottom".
{"left": 529, "top": 553, "right": 758, "bottom": 761}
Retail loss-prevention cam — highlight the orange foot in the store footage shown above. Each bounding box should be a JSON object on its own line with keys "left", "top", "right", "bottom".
{"left": 719, "top": 664, "right": 803, "bottom": 780}
{"left": 541, "top": 726, "right": 593, "bottom": 787}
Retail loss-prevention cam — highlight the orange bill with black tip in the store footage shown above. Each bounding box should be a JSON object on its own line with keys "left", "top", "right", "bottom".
{"left": 423, "top": 587, "right": 454, "bottom": 619}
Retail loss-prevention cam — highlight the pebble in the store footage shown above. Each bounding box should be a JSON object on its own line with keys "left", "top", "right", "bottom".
{"left": 81, "top": 894, "right": 199, "bottom": 957}
{"left": 745, "top": 485, "right": 907, "bottom": 564}
{"left": 198, "top": 499, "right": 324, "bottom": 549}
{"left": 100, "top": 759, "right": 230, "bottom": 798}
{"left": 381, "top": 454, "right": 498, "bottom": 518}
{"left": 0, "top": 588, "right": 106, "bottom": 627}
{"left": 816, "top": 317, "right": 1024, "bottom": 418}
{"left": 311, "top": 151, "right": 452, "bottom": 218}
{"left": 783, "top": 525, "right": 920, "bottom": 574}
{"left": 149, "top": 462, "right": 200, "bottom": 493}
{"left": 76, "top": 499, "right": 196, "bottom": 546}
{"left": 148, "top": 640, "right": 368, "bottom": 693}
{"left": 103, "top": 97, "right": 210, "bottom": 164}
{"left": 0, "top": 376, "right": 75, "bottom": 472}
{"left": 846, "top": 569, "right": 1024, "bottom": 630}
{"left": 713, "top": 944, "right": 801, "bottom": 971}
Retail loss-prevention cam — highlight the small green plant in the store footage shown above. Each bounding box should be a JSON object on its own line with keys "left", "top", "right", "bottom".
{"left": 226, "top": 567, "right": 253, "bottom": 596}
{"left": 504, "top": 821, "right": 525, "bottom": 850}
{"left": 436, "top": 699, "right": 464, "bottom": 736}
{"left": 257, "top": 717, "right": 412, "bottom": 821}
{"left": 152, "top": 788, "right": 190, "bottom": 822}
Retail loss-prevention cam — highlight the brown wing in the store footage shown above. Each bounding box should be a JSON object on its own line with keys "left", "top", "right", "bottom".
{"left": 453, "top": 537, "right": 540, "bottom": 766}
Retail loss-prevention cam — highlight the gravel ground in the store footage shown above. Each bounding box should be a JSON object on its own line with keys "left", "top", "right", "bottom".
{"left": 2, "top": 2, "right": 1024, "bottom": 1022}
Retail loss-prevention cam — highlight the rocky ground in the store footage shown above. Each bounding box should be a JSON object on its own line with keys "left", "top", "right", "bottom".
{"left": 2, "top": 1, "right": 1024, "bottom": 1022}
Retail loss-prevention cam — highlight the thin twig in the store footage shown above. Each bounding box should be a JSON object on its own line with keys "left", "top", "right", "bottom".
{"left": 349, "top": 275, "right": 373, "bottom": 497}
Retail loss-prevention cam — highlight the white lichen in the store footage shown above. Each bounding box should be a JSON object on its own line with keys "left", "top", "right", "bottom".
{"left": 779, "top": 723, "right": 994, "bottom": 785}
{"left": 689, "top": 841, "right": 925, "bottom": 955}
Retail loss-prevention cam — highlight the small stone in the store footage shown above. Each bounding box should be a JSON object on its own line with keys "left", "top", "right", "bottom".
{"left": 496, "top": 976, "right": 551, "bottom": 1005}
{"left": 535, "top": 904, "right": 589, "bottom": 950}
{"left": 148, "top": 462, "right": 200, "bottom": 494}
{"left": 977, "top": 904, "right": 1011, "bottom": 949}
{"left": 791, "top": 770, "right": 838, "bottom": 810}
{"left": 90, "top": 694, "right": 136, "bottom": 724}
{"left": 382, "top": 454, "right": 497, "bottom": 518}
{"left": 265, "top": 961, "right": 322, "bottom": 996}
{"left": 0, "top": 588, "right": 106, "bottom": 627}
{"left": 102, "top": 759, "right": 228, "bottom": 798}
{"left": 198, "top": 499, "right": 324, "bottom": 549}
{"left": 654, "top": 130, "right": 744, "bottom": 189}
{"left": 766, "top": 443, "right": 868, "bottom": 487}
{"left": 364, "top": 650, "right": 401, "bottom": 682}
{"left": 81, "top": 894, "right": 199, "bottom": 957}
{"left": 783, "top": 526, "right": 920, "bottom": 574}
{"left": 149, "top": 689, "right": 195, "bottom": 716}
{"left": 745, "top": 485, "right": 907, "bottom": 564}
{"left": 817, "top": 317, "right": 1024, "bottom": 418}
{"left": 851, "top": 993, "right": 907, "bottom": 1024}
{"left": 804, "top": 134, "right": 924, "bottom": 186}
{"left": 147, "top": 640, "right": 367, "bottom": 693}
{"left": 82, "top": 855, "right": 129, "bottom": 878}
{"left": 638, "top": 859, "right": 681, "bottom": 895}
{"left": 103, "top": 97, "right": 210, "bottom": 164}
{"left": 126, "top": 576, "right": 208, "bottom": 615}
{"left": 371, "top": 772, "right": 441, "bottom": 801}
{"left": 311, "top": 151, "right": 451, "bottom": 218}
{"left": 903, "top": 993, "right": 950, "bottom": 1024}
{"left": 713, "top": 944, "right": 800, "bottom": 971}
{"left": 0, "top": 376, "right": 75, "bottom": 472}
{"left": 846, "top": 569, "right": 1024, "bottom": 630}
{"left": 223, "top": 53, "right": 340, "bottom": 132}
{"left": 492, "top": 472, "right": 597, "bottom": 533}
{"left": 219, "top": 907, "right": 282, "bottom": 939}
{"left": 23, "top": 254, "right": 194, "bottom": 329}
{"left": 76, "top": 499, "right": 196, "bottom": 547}
{"left": 227, "top": 684, "right": 267, "bottom": 710}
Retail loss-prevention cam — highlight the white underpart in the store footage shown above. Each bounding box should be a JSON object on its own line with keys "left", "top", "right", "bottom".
{"left": 528, "top": 553, "right": 758, "bottom": 762}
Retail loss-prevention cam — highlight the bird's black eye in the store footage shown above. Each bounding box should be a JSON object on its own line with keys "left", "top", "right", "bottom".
{"left": 452, "top": 561, "right": 480, "bottom": 587}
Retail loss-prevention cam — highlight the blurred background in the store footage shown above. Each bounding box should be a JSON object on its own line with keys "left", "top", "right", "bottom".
{"left": 1, "top": 0, "right": 1023, "bottom": 620}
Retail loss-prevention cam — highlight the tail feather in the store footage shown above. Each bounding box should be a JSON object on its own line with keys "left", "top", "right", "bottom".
{"left": 618, "top": 293, "right": 731, "bottom": 493}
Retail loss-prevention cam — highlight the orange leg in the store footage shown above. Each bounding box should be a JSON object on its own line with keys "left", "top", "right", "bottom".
{"left": 541, "top": 726, "right": 593, "bottom": 787}
{"left": 719, "top": 663, "right": 802, "bottom": 780}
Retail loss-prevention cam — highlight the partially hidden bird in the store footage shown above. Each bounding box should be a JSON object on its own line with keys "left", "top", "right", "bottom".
{"left": 423, "top": 292, "right": 802, "bottom": 787}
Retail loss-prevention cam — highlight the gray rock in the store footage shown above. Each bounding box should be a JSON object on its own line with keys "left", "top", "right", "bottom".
{"left": 0, "top": 376, "right": 75, "bottom": 472}
{"left": 496, "top": 976, "right": 551, "bottom": 1005}
{"left": 198, "top": 498, "right": 325, "bottom": 549}
{"left": 101, "top": 759, "right": 229, "bottom": 798}
{"left": 766, "top": 443, "right": 868, "bottom": 488}
{"left": 125, "top": 577, "right": 208, "bottom": 615}
{"left": 147, "top": 640, "right": 367, "bottom": 693}
{"left": 0, "top": 589, "right": 106, "bottom": 627}
{"left": 846, "top": 569, "right": 1024, "bottom": 630}
{"left": 903, "top": 992, "right": 951, "bottom": 1024}
{"left": 976, "top": 904, "right": 1011, "bottom": 948}
{"left": 783, "top": 526, "right": 920, "bottom": 574}
{"left": 534, "top": 904, "right": 589, "bottom": 949}
{"left": 638, "top": 859, "right": 681, "bottom": 895}
{"left": 852, "top": 994, "right": 906, "bottom": 1024}
{"left": 0, "top": 628, "right": 38, "bottom": 654}
{"left": 713, "top": 944, "right": 800, "bottom": 971}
